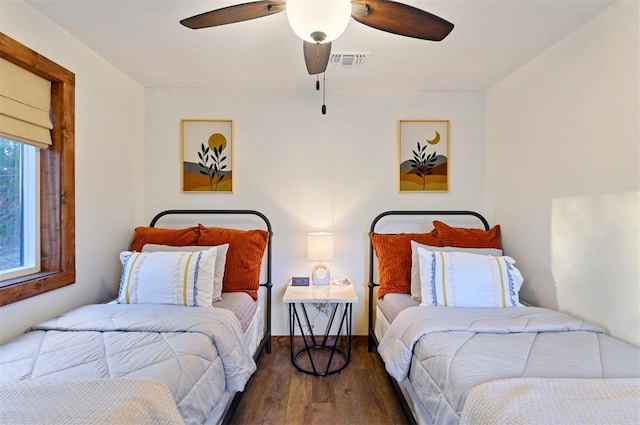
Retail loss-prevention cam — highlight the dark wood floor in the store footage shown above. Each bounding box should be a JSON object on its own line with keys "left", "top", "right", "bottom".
{"left": 229, "top": 336, "right": 409, "bottom": 425}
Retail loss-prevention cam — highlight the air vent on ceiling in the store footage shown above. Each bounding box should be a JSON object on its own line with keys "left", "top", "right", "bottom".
{"left": 328, "top": 52, "right": 370, "bottom": 68}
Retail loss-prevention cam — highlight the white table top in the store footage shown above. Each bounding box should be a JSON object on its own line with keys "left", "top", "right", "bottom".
{"left": 283, "top": 283, "right": 358, "bottom": 303}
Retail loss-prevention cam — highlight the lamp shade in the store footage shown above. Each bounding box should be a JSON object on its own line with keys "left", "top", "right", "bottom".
{"left": 307, "top": 232, "right": 334, "bottom": 262}
{"left": 286, "top": 0, "right": 352, "bottom": 43}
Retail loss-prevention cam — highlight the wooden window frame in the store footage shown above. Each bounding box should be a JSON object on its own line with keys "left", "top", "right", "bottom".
{"left": 0, "top": 33, "right": 75, "bottom": 306}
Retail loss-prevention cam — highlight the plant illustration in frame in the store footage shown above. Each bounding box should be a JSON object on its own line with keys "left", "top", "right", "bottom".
{"left": 398, "top": 120, "right": 449, "bottom": 192}
{"left": 181, "top": 119, "right": 233, "bottom": 192}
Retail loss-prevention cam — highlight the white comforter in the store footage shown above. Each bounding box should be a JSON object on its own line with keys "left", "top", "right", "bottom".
{"left": 0, "top": 303, "right": 257, "bottom": 425}
{"left": 379, "top": 306, "right": 640, "bottom": 425}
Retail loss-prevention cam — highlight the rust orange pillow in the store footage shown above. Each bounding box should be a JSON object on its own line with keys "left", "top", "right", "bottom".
{"left": 433, "top": 220, "right": 502, "bottom": 249}
{"left": 130, "top": 226, "right": 200, "bottom": 252}
{"left": 197, "top": 225, "right": 269, "bottom": 300}
{"left": 370, "top": 231, "right": 442, "bottom": 299}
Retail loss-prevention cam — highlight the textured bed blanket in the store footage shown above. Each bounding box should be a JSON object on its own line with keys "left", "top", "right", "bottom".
{"left": 379, "top": 306, "right": 640, "bottom": 425}
{"left": 0, "top": 304, "right": 257, "bottom": 425}
{"left": 0, "top": 378, "right": 184, "bottom": 425}
{"left": 460, "top": 377, "right": 640, "bottom": 425}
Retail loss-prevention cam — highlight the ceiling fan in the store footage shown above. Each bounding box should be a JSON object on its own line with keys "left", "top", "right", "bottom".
{"left": 180, "top": 0, "right": 454, "bottom": 75}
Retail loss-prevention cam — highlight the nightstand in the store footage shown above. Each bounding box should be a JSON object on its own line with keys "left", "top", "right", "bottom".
{"left": 283, "top": 282, "right": 358, "bottom": 377}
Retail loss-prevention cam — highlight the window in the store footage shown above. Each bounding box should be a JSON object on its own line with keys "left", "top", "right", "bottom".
{"left": 0, "top": 33, "right": 75, "bottom": 306}
{"left": 0, "top": 137, "right": 40, "bottom": 281}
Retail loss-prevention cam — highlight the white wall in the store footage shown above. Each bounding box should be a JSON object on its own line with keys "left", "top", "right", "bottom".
{"left": 485, "top": 0, "right": 639, "bottom": 345}
{"left": 145, "top": 89, "right": 486, "bottom": 335}
{"left": 0, "top": 1, "right": 146, "bottom": 343}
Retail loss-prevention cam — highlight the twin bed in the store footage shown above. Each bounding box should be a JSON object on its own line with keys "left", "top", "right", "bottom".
{"left": 0, "top": 209, "right": 273, "bottom": 425}
{"left": 368, "top": 210, "right": 640, "bottom": 425}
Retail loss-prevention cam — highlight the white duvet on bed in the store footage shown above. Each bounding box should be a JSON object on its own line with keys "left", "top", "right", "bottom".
{"left": 0, "top": 303, "right": 257, "bottom": 425}
{"left": 379, "top": 306, "right": 640, "bottom": 425}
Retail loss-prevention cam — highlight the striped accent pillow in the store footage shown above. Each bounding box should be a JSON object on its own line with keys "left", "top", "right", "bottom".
{"left": 117, "top": 248, "right": 217, "bottom": 307}
{"left": 409, "top": 241, "right": 503, "bottom": 301}
{"left": 417, "top": 247, "right": 523, "bottom": 308}
{"left": 141, "top": 243, "right": 229, "bottom": 303}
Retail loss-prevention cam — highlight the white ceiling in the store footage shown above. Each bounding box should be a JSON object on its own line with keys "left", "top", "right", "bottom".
{"left": 26, "top": 0, "right": 615, "bottom": 91}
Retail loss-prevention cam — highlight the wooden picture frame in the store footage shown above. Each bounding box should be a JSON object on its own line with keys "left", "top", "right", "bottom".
{"left": 181, "top": 119, "right": 233, "bottom": 192}
{"left": 398, "top": 120, "right": 449, "bottom": 192}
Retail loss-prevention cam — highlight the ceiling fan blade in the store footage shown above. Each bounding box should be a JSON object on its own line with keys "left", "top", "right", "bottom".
{"left": 180, "top": 1, "right": 285, "bottom": 29}
{"left": 351, "top": 0, "right": 454, "bottom": 41}
{"left": 303, "top": 41, "right": 332, "bottom": 75}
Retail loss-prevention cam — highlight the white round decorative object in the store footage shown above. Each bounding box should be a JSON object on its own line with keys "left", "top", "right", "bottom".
{"left": 312, "top": 263, "right": 331, "bottom": 285}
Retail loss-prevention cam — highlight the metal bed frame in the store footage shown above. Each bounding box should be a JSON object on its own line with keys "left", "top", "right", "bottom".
{"left": 149, "top": 209, "right": 273, "bottom": 424}
{"left": 367, "top": 210, "right": 490, "bottom": 425}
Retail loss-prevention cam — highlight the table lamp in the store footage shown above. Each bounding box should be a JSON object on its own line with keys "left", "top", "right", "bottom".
{"left": 307, "top": 232, "right": 333, "bottom": 285}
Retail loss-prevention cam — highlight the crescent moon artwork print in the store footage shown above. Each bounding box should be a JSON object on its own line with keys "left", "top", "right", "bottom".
{"left": 426, "top": 131, "right": 441, "bottom": 145}
{"left": 398, "top": 120, "right": 449, "bottom": 192}
{"left": 181, "top": 119, "right": 233, "bottom": 192}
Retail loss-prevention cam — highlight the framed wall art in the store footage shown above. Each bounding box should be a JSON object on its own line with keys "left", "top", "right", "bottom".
{"left": 181, "top": 119, "right": 233, "bottom": 192}
{"left": 398, "top": 120, "right": 449, "bottom": 192}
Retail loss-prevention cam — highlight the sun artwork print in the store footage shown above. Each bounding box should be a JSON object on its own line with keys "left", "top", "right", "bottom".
{"left": 182, "top": 120, "right": 233, "bottom": 192}
{"left": 399, "top": 120, "right": 449, "bottom": 192}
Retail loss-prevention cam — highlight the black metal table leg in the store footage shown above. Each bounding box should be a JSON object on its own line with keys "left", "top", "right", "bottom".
{"left": 289, "top": 301, "right": 352, "bottom": 377}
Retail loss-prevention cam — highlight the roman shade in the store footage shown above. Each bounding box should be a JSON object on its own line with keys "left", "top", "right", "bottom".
{"left": 0, "top": 57, "right": 53, "bottom": 148}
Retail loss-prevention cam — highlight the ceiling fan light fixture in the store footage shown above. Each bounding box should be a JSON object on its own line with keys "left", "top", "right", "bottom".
{"left": 286, "top": 0, "right": 352, "bottom": 44}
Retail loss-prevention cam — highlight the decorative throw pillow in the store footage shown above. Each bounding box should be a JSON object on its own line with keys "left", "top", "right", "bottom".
{"left": 409, "top": 241, "right": 503, "bottom": 301}
{"left": 433, "top": 220, "right": 502, "bottom": 249}
{"left": 370, "top": 231, "right": 442, "bottom": 299}
{"left": 141, "top": 243, "right": 229, "bottom": 303}
{"left": 197, "top": 225, "right": 269, "bottom": 300}
{"left": 117, "top": 247, "right": 217, "bottom": 307}
{"left": 129, "top": 226, "right": 200, "bottom": 252}
{"left": 417, "top": 247, "right": 523, "bottom": 307}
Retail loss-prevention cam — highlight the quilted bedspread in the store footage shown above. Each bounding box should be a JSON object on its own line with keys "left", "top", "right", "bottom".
{"left": 0, "top": 303, "right": 257, "bottom": 425}
{"left": 0, "top": 378, "right": 185, "bottom": 424}
{"left": 379, "top": 306, "right": 640, "bottom": 425}
{"left": 460, "top": 377, "right": 640, "bottom": 425}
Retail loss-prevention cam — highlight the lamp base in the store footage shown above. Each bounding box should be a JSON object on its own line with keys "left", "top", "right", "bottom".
{"left": 312, "top": 263, "right": 331, "bottom": 285}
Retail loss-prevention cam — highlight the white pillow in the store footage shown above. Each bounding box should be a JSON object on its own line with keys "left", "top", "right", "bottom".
{"left": 417, "top": 247, "right": 523, "bottom": 308}
{"left": 410, "top": 241, "right": 503, "bottom": 301}
{"left": 118, "top": 247, "right": 217, "bottom": 307}
{"left": 142, "top": 243, "right": 229, "bottom": 302}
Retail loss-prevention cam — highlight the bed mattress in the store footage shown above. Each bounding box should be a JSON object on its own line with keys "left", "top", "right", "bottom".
{"left": 377, "top": 293, "right": 420, "bottom": 324}
{"left": 215, "top": 291, "right": 264, "bottom": 358}
{"left": 214, "top": 291, "right": 257, "bottom": 332}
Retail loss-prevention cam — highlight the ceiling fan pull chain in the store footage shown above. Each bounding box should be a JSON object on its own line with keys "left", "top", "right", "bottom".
{"left": 316, "top": 75, "right": 320, "bottom": 91}
{"left": 321, "top": 72, "right": 327, "bottom": 115}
